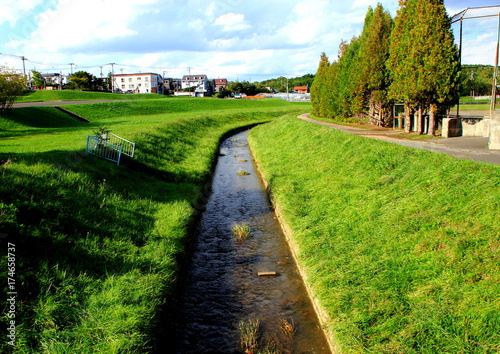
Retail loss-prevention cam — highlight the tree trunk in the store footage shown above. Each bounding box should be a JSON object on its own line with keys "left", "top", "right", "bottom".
{"left": 404, "top": 103, "right": 413, "bottom": 133}
{"left": 379, "top": 101, "right": 384, "bottom": 126}
{"left": 416, "top": 105, "right": 423, "bottom": 135}
{"left": 369, "top": 96, "right": 376, "bottom": 125}
{"left": 428, "top": 103, "right": 436, "bottom": 136}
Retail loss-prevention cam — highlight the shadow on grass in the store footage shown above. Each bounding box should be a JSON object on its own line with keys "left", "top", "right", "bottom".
{"left": 0, "top": 146, "right": 204, "bottom": 351}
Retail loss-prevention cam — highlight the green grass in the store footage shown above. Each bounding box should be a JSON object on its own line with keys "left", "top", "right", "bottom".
{"left": 249, "top": 115, "right": 500, "bottom": 353}
{"left": 15, "top": 89, "right": 168, "bottom": 102}
{"left": 0, "top": 98, "right": 308, "bottom": 353}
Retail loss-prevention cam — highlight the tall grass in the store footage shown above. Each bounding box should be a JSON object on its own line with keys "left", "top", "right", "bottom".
{"left": 249, "top": 115, "right": 500, "bottom": 353}
{"left": 0, "top": 98, "right": 308, "bottom": 352}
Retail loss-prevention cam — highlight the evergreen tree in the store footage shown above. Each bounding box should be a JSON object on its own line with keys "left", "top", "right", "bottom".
{"left": 311, "top": 52, "right": 331, "bottom": 117}
{"left": 331, "top": 38, "right": 361, "bottom": 120}
{"left": 389, "top": 0, "right": 460, "bottom": 135}
{"left": 414, "top": 0, "right": 460, "bottom": 135}
{"left": 355, "top": 4, "right": 393, "bottom": 126}
{"left": 388, "top": 0, "right": 419, "bottom": 133}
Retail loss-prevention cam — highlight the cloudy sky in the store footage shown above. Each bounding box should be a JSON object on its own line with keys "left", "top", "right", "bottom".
{"left": 1, "top": 0, "right": 499, "bottom": 81}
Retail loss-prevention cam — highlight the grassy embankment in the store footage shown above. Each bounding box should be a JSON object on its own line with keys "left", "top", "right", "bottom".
{"left": 249, "top": 115, "right": 500, "bottom": 353}
{"left": 0, "top": 94, "right": 308, "bottom": 353}
{"left": 15, "top": 90, "right": 169, "bottom": 102}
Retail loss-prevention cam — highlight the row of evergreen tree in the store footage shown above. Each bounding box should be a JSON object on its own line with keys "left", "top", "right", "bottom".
{"left": 311, "top": 0, "right": 460, "bottom": 135}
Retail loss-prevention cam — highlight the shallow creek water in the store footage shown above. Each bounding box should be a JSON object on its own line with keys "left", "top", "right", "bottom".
{"left": 173, "top": 130, "right": 330, "bottom": 353}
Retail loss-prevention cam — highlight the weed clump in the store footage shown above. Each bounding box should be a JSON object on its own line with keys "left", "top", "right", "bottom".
{"left": 238, "top": 318, "right": 259, "bottom": 354}
{"left": 232, "top": 223, "right": 251, "bottom": 240}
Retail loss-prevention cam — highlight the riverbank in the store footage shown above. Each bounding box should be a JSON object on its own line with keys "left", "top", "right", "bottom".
{"left": 248, "top": 115, "right": 500, "bottom": 353}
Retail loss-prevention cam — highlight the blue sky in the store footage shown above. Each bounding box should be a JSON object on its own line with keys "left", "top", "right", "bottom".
{"left": 1, "top": 0, "right": 499, "bottom": 81}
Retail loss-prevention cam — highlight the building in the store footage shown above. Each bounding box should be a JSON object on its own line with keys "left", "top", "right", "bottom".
{"left": 163, "top": 77, "right": 182, "bottom": 94}
{"left": 294, "top": 86, "right": 309, "bottom": 94}
{"left": 111, "top": 73, "right": 163, "bottom": 94}
{"left": 213, "top": 78, "right": 228, "bottom": 93}
{"left": 37, "top": 73, "right": 69, "bottom": 90}
{"left": 181, "top": 74, "right": 210, "bottom": 96}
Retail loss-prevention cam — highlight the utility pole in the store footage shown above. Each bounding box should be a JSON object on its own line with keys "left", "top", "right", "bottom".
{"left": 491, "top": 12, "right": 500, "bottom": 116}
{"left": 109, "top": 63, "right": 116, "bottom": 92}
{"left": 20, "top": 56, "right": 27, "bottom": 78}
{"left": 69, "top": 63, "right": 75, "bottom": 75}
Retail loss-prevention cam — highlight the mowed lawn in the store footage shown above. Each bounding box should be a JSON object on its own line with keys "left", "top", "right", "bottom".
{"left": 0, "top": 95, "right": 309, "bottom": 353}
{"left": 249, "top": 116, "right": 500, "bottom": 353}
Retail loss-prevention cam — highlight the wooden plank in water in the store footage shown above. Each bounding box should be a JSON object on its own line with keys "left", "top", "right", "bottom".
{"left": 258, "top": 271, "right": 277, "bottom": 276}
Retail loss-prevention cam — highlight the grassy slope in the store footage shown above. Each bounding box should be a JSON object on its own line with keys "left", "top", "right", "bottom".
{"left": 0, "top": 98, "right": 308, "bottom": 353}
{"left": 15, "top": 90, "right": 169, "bottom": 102}
{"left": 249, "top": 115, "right": 500, "bottom": 353}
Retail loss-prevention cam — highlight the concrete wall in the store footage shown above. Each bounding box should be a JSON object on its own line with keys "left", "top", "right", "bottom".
{"left": 461, "top": 118, "right": 490, "bottom": 137}
{"left": 441, "top": 117, "right": 490, "bottom": 138}
{"left": 489, "top": 111, "right": 500, "bottom": 149}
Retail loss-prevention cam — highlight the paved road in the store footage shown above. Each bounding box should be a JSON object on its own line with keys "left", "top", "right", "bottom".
{"left": 298, "top": 113, "right": 500, "bottom": 165}
{"left": 12, "top": 100, "right": 129, "bottom": 108}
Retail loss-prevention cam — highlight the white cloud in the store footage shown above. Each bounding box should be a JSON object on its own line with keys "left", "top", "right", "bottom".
{"left": 10, "top": 0, "right": 496, "bottom": 82}
{"left": 0, "top": 0, "right": 45, "bottom": 26}
{"left": 214, "top": 12, "right": 251, "bottom": 31}
{"left": 24, "top": 0, "right": 159, "bottom": 53}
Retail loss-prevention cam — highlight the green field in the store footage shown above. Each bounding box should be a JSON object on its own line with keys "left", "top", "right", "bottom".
{"left": 0, "top": 94, "right": 308, "bottom": 353}
{"left": 249, "top": 116, "right": 500, "bottom": 353}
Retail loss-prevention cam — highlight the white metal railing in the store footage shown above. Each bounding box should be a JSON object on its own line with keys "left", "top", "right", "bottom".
{"left": 106, "top": 133, "right": 135, "bottom": 158}
{"left": 85, "top": 133, "right": 135, "bottom": 165}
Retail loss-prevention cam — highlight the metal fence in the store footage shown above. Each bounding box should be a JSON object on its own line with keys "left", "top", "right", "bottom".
{"left": 86, "top": 133, "right": 135, "bottom": 166}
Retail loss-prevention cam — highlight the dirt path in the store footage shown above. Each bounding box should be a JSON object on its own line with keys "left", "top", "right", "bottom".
{"left": 298, "top": 113, "right": 500, "bottom": 165}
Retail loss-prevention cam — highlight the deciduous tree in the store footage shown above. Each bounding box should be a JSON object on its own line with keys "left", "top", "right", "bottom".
{"left": 31, "top": 70, "right": 45, "bottom": 89}
{"left": 0, "top": 68, "right": 26, "bottom": 111}
{"left": 68, "top": 71, "right": 94, "bottom": 91}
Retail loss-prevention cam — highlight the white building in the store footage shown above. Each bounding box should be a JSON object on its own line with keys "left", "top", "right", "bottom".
{"left": 111, "top": 73, "right": 163, "bottom": 94}
{"left": 181, "top": 74, "right": 210, "bottom": 96}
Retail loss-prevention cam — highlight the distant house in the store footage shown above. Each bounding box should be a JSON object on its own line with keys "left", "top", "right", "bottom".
{"left": 214, "top": 78, "right": 228, "bottom": 93}
{"left": 39, "top": 73, "right": 68, "bottom": 90}
{"left": 294, "top": 86, "right": 309, "bottom": 94}
{"left": 111, "top": 73, "right": 163, "bottom": 94}
{"left": 182, "top": 74, "right": 209, "bottom": 96}
{"left": 163, "top": 77, "right": 182, "bottom": 94}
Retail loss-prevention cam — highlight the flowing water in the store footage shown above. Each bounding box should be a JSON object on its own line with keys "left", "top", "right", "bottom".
{"left": 172, "top": 129, "right": 330, "bottom": 353}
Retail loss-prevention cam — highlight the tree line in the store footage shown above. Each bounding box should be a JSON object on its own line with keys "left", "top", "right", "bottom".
{"left": 311, "top": 0, "right": 460, "bottom": 135}
{"left": 32, "top": 70, "right": 110, "bottom": 91}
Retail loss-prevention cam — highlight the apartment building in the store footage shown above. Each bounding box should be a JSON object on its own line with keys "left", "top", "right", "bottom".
{"left": 111, "top": 73, "right": 163, "bottom": 94}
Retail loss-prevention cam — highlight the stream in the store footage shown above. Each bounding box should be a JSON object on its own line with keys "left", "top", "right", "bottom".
{"left": 172, "top": 129, "right": 330, "bottom": 353}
